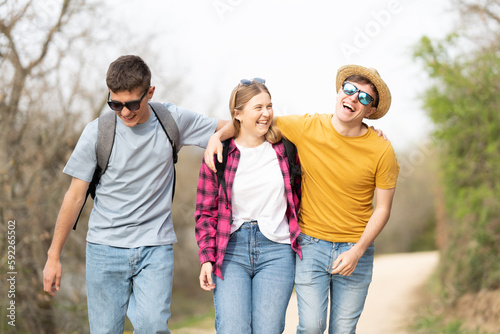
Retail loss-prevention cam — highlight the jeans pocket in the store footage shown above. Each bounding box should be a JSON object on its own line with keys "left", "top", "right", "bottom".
{"left": 297, "top": 233, "right": 317, "bottom": 247}
{"left": 364, "top": 243, "right": 375, "bottom": 256}
{"left": 339, "top": 243, "right": 375, "bottom": 256}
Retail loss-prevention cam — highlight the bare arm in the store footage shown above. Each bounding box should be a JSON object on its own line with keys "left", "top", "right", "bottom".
{"left": 204, "top": 123, "right": 386, "bottom": 173}
{"left": 215, "top": 119, "right": 230, "bottom": 132}
{"left": 204, "top": 121, "right": 236, "bottom": 172}
{"left": 331, "top": 187, "right": 396, "bottom": 276}
{"left": 43, "top": 177, "right": 89, "bottom": 296}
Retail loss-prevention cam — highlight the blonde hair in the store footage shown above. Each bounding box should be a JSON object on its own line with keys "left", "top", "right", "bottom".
{"left": 228, "top": 81, "right": 281, "bottom": 143}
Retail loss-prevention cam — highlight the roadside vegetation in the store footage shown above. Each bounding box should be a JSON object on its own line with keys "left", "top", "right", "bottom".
{"left": 410, "top": 0, "right": 500, "bottom": 332}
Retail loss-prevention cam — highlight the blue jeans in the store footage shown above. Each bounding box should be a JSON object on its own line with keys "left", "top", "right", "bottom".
{"left": 295, "top": 233, "right": 374, "bottom": 334}
{"left": 213, "top": 221, "right": 296, "bottom": 334}
{"left": 86, "top": 242, "right": 174, "bottom": 334}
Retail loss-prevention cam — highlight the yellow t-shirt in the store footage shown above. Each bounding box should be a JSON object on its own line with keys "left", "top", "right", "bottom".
{"left": 276, "top": 114, "right": 400, "bottom": 242}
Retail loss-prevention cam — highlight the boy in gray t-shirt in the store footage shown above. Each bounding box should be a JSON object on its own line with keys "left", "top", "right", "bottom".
{"left": 42, "top": 55, "right": 224, "bottom": 333}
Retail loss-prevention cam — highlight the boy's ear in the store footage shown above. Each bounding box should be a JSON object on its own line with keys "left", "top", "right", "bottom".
{"left": 147, "top": 86, "right": 155, "bottom": 99}
{"left": 365, "top": 106, "right": 376, "bottom": 118}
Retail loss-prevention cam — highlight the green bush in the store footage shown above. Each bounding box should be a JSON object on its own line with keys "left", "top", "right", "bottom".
{"left": 414, "top": 35, "right": 500, "bottom": 299}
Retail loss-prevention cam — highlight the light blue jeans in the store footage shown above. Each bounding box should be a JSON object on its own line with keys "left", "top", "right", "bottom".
{"left": 86, "top": 242, "right": 174, "bottom": 334}
{"left": 213, "top": 221, "right": 296, "bottom": 334}
{"left": 295, "top": 233, "right": 374, "bottom": 334}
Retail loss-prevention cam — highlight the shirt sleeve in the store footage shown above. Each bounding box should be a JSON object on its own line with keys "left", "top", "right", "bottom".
{"left": 166, "top": 103, "right": 218, "bottom": 149}
{"left": 375, "top": 144, "right": 400, "bottom": 189}
{"left": 195, "top": 156, "right": 219, "bottom": 265}
{"left": 62, "top": 120, "right": 98, "bottom": 182}
{"left": 275, "top": 114, "right": 307, "bottom": 144}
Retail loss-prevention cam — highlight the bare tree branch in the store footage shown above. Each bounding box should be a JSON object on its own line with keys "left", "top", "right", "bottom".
{"left": 454, "top": 0, "right": 500, "bottom": 31}
{"left": 466, "top": 3, "right": 500, "bottom": 25}
{"left": 28, "top": 0, "right": 71, "bottom": 71}
{"left": 0, "top": 1, "right": 31, "bottom": 70}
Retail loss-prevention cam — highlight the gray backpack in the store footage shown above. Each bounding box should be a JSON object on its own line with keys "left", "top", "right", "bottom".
{"left": 73, "top": 102, "right": 180, "bottom": 229}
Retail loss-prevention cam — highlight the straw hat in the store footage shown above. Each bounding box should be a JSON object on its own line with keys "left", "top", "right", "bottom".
{"left": 336, "top": 65, "right": 391, "bottom": 119}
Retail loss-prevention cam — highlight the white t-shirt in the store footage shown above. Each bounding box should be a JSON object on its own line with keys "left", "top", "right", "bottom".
{"left": 63, "top": 103, "right": 218, "bottom": 248}
{"left": 231, "top": 141, "right": 290, "bottom": 244}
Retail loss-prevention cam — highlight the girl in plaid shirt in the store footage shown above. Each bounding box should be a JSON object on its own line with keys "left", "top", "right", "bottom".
{"left": 195, "top": 78, "right": 302, "bottom": 334}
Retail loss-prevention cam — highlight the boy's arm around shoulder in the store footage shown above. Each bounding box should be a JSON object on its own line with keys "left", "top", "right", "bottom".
{"left": 204, "top": 121, "right": 235, "bottom": 172}
{"left": 43, "top": 177, "right": 89, "bottom": 296}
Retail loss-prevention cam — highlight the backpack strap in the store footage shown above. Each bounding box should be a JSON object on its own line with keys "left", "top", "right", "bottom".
{"left": 73, "top": 111, "right": 116, "bottom": 230}
{"left": 149, "top": 102, "right": 180, "bottom": 162}
{"left": 282, "top": 137, "right": 301, "bottom": 196}
{"left": 95, "top": 111, "right": 117, "bottom": 188}
{"left": 216, "top": 139, "right": 230, "bottom": 210}
{"left": 149, "top": 102, "right": 180, "bottom": 200}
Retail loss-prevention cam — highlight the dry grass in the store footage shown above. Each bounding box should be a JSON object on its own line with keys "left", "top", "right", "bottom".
{"left": 450, "top": 289, "right": 500, "bottom": 333}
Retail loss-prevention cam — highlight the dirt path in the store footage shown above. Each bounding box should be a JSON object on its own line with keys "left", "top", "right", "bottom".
{"left": 176, "top": 251, "right": 439, "bottom": 334}
{"left": 283, "top": 251, "right": 439, "bottom": 334}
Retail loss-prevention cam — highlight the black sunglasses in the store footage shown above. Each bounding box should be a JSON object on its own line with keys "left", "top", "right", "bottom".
{"left": 240, "top": 77, "right": 266, "bottom": 86}
{"left": 342, "top": 82, "right": 374, "bottom": 106}
{"left": 107, "top": 88, "right": 149, "bottom": 112}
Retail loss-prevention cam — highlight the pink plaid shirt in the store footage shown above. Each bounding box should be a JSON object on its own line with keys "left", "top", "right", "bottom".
{"left": 195, "top": 138, "right": 302, "bottom": 279}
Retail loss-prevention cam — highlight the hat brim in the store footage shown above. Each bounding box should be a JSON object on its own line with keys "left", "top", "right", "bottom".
{"left": 336, "top": 65, "right": 391, "bottom": 119}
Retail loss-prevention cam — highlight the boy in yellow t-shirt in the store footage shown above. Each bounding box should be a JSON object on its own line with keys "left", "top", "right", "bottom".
{"left": 204, "top": 65, "right": 399, "bottom": 333}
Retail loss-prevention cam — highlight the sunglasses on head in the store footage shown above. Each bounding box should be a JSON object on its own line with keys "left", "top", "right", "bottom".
{"left": 240, "top": 77, "right": 266, "bottom": 86}
{"left": 342, "top": 82, "right": 374, "bottom": 106}
{"left": 107, "top": 88, "right": 149, "bottom": 112}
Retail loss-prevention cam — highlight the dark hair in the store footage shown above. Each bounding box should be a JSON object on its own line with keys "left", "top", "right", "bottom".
{"left": 229, "top": 81, "right": 281, "bottom": 143}
{"left": 106, "top": 55, "right": 151, "bottom": 93}
{"left": 345, "top": 75, "right": 379, "bottom": 107}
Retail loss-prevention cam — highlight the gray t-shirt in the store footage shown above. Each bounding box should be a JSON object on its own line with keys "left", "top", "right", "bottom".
{"left": 63, "top": 103, "right": 217, "bottom": 248}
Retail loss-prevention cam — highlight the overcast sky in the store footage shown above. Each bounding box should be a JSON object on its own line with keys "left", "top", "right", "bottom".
{"left": 107, "top": 0, "right": 457, "bottom": 152}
